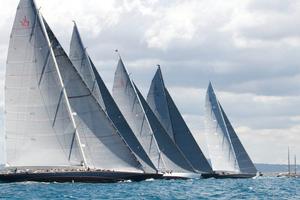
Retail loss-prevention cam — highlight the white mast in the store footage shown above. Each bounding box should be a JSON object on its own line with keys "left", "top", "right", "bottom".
{"left": 288, "top": 147, "right": 290, "bottom": 175}
{"left": 294, "top": 155, "right": 297, "bottom": 175}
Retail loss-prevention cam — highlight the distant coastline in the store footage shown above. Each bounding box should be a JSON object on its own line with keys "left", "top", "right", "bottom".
{"left": 255, "top": 163, "right": 299, "bottom": 174}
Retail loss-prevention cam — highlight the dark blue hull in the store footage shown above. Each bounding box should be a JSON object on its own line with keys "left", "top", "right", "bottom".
{"left": 0, "top": 171, "right": 163, "bottom": 183}
{"left": 201, "top": 173, "right": 256, "bottom": 179}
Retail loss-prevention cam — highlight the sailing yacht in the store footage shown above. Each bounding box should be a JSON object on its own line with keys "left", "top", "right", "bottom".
{"left": 112, "top": 58, "right": 199, "bottom": 178}
{"left": 202, "top": 82, "right": 257, "bottom": 178}
{"left": 69, "top": 23, "right": 159, "bottom": 175}
{"left": 147, "top": 66, "right": 212, "bottom": 176}
{"left": 0, "top": 0, "right": 159, "bottom": 182}
{"left": 277, "top": 148, "right": 299, "bottom": 178}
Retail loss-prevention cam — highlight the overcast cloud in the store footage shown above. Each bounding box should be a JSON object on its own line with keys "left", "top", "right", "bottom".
{"left": 0, "top": 0, "right": 300, "bottom": 164}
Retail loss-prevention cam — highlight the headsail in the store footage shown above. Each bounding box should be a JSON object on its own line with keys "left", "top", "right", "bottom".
{"left": 69, "top": 24, "right": 157, "bottom": 173}
{"left": 205, "top": 82, "right": 257, "bottom": 174}
{"left": 147, "top": 67, "right": 212, "bottom": 173}
{"left": 112, "top": 59, "right": 194, "bottom": 173}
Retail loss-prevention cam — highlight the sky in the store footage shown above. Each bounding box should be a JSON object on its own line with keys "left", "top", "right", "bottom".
{"left": 0, "top": 0, "right": 300, "bottom": 164}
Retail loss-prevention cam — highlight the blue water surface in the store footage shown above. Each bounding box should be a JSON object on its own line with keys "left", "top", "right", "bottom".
{"left": 0, "top": 177, "right": 299, "bottom": 199}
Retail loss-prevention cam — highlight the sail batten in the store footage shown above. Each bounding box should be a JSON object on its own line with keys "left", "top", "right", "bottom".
{"left": 205, "top": 83, "right": 257, "bottom": 174}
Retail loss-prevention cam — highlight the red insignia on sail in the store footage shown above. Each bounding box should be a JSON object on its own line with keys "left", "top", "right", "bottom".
{"left": 118, "top": 79, "right": 125, "bottom": 87}
{"left": 20, "top": 16, "right": 30, "bottom": 28}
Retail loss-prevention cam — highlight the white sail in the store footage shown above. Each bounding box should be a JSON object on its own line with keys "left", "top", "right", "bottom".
{"left": 205, "top": 82, "right": 257, "bottom": 174}
{"left": 112, "top": 59, "right": 194, "bottom": 173}
{"left": 44, "top": 21, "right": 142, "bottom": 172}
{"left": 220, "top": 105, "right": 257, "bottom": 174}
{"left": 147, "top": 67, "right": 174, "bottom": 140}
{"left": 5, "top": 0, "right": 143, "bottom": 172}
{"left": 147, "top": 67, "right": 212, "bottom": 173}
{"left": 69, "top": 23, "right": 105, "bottom": 110}
{"left": 112, "top": 59, "right": 163, "bottom": 171}
{"left": 5, "top": 0, "right": 83, "bottom": 167}
{"left": 134, "top": 83, "right": 195, "bottom": 173}
{"left": 69, "top": 24, "right": 157, "bottom": 173}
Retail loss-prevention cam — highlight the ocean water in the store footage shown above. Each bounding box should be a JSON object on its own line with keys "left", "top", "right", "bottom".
{"left": 0, "top": 177, "right": 299, "bottom": 200}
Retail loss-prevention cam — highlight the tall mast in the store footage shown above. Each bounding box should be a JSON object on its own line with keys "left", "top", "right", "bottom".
{"left": 288, "top": 147, "right": 290, "bottom": 175}
{"left": 295, "top": 155, "right": 297, "bottom": 175}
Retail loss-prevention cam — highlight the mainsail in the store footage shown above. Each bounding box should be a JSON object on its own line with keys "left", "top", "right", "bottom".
{"left": 5, "top": 0, "right": 143, "bottom": 173}
{"left": 205, "top": 82, "right": 257, "bottom": 174}
{"left": 112, "top": 59, "right": 195, "bottom": 173}
{"left": 5, "top": 0, "right": 82, "bottom": 167}
{"left": 147, "top": 66, "right": 212, "bottom": 173}
{"left": 69, "top": 24, "right": 157, "bottom": 173}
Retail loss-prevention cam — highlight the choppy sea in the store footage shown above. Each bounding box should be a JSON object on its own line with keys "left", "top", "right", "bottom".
{"left": 0, "top": 177, "right": 299, "bottom": 199}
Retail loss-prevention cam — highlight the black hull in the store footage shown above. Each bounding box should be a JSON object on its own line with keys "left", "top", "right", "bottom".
{"left": 161, "top": 175, "right": 189, "bottom": 180}
{"left": 201, "top": 173, "right": 256, "bottom": 179}
{"left": 0, "top": 171, "right": 162, "bottom": 183}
